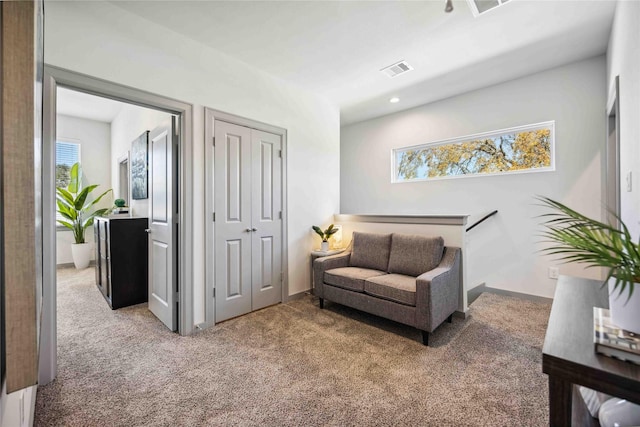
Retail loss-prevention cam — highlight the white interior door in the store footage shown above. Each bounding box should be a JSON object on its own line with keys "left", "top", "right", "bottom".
{"left": 214, "top": 121, "right": 282, "bottom": 322}
{"left": 214, "top": 121, "right": 253, "bottom": 322}
{"left": 251, "top": 130, "right": 282, "bottom": 310}
{"left": 148, "top": 118, "right": 177, "bottom": 331}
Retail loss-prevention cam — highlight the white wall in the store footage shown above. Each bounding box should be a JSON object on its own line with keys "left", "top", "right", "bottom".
{"left": 45, "top": 1, "right": 341, "bottom": 325}
{"left": 341, "top": 56, "right": 606, "bottom": 299}
{"left": 110, "top": 103, "right": 172, "bottom": 217}
{"left": 607, "top": 1, "right": 640, "bottom": 241}
{"left": 0, "top": 383, "right": 36, "bottom": 427}
{"left": 56, "top": 114, "right": 112, "bottom": 265}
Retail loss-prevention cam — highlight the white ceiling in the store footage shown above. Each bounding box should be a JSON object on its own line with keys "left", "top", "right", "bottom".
{"left": 57, "top": 87, "right": 125, "bottom": 123}
{"left": 112, "top": 0, "right": 616, "bottom": 125}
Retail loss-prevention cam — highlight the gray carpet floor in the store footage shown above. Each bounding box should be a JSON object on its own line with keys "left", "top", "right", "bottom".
{"left": 35, "top": 267, "right": 551, "bottom": 426}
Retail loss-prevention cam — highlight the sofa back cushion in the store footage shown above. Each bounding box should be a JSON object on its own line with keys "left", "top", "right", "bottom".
{"left": 349, "top": 232, "right": 392, "bottom": 272}
{"left": 388, "top": 234, "right": 444, "bottom": 277}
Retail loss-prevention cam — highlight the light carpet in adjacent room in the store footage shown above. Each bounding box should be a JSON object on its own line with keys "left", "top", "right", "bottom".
{"left": 36, "top": 267, "right": 551, "bottom": 426}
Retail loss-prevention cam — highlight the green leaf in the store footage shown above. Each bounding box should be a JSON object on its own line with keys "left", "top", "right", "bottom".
{"left": 56, "top": 219, "right": 74, "bottom": 230}
{"left": 537, "top": 195, "right": 640, "bottom": 299}
{"left": 312, "top": 225, "right": 325, "bottom": 239}
{"left": 56, "top": 187, "right": 75, "bottom": 206}
{"left": 56, "top": 200, "right": 76, "bottom": 221}
{"left": 82, "top": 189, "right": 112, "bottom": 211}
{"left": 74, "top": 185, "right": 97, "bottom": 211}
{"left": 68, "top": 162, "right": 81, "bottom": 194}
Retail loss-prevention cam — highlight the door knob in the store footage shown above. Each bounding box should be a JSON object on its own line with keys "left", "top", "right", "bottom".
{"left": 145, "top": 229, "right": 152, "bottom": 233}
{"left": 245, "top": 228, "right": 252, "bottom": 232}
{"left": 251, "top": 228, "right": 257, "bottom": 232}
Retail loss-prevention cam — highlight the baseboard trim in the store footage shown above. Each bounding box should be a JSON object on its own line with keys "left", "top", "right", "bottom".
{"left": 453, "top": 310, "right": 467, "bottom": 319}
{"left": 56, "top": 260, "right": 96, "bottom": 269}
{"left": 287, "top": 290, "right": 311, "bottom": 301}
{"left": 469, "top": 283, "right": 552, "bottom": 304}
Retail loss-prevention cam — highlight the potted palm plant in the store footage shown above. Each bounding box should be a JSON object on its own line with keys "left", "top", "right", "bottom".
{"left": 57, "top": 163, "right": 112, "bottom": 269}
{"left": 538, "top": 196, "right": 640, "bottom": 333}
{"left": 312, "top": 224, "right": 339, "bottom": 251}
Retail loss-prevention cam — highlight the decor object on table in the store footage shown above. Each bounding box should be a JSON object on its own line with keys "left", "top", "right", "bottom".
{"left": 131, "top": 130, "right": 149, "bottom": 200}
{"left": 112, "top": 198, "right": 129, "bottom": 215}
{"left": 312, "top": 223, "right": 339, "bottom": 252}
{"left": 56, "top": 162, "right": 112, "bottom": 269}
{"left": 313, "top": 232, "right": 461, "bottom": 345}
{"left": 594, "top": 307, "right": 640, "bottom": 365}
{"left": 538, "top": 196, "right": 640, "bottom": 334}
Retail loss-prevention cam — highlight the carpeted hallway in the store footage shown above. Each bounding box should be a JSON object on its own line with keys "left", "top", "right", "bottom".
{"left": 36, "top": 267, "right": 551, "bottom": 426}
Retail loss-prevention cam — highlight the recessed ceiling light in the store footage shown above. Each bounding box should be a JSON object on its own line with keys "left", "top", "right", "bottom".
{"left": 389, "top": 97, "right": 400, "bottom": 103}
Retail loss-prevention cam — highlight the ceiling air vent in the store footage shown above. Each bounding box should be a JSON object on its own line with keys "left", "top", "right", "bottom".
{"left": 380, "top": 60, "right": 414, "bottom": 78}
{"left": 467, "top": 0, "right": 510, "bottom": 17}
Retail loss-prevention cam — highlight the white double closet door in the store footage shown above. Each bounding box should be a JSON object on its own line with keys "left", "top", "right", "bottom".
{"left": 214, "top": 120, "right": 283, "bottom": 322}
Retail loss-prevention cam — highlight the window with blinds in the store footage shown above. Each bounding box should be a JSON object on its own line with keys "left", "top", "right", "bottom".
{"left": 56, "top": 141, "right": 80, "bottom": 223}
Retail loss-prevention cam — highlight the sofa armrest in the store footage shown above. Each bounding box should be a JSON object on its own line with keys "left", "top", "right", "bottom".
{"left": 415, "top": 247, "right": 461, "bottom": 332}
{"left": 312, "top": 252, "right": 351, "bottom": 297}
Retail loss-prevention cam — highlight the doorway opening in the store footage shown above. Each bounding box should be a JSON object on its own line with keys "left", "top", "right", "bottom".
{"left": 40, "top": 66, "right": 194, "bottom": 386}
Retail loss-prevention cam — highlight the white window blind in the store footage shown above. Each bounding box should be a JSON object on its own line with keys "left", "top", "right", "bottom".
{"left": 56, "top": 141, "right": 79, "bottom": 167}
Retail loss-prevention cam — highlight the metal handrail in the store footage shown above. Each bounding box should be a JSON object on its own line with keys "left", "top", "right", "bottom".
{"left": 466, "top": 210, "right": 498, "bottom": 232}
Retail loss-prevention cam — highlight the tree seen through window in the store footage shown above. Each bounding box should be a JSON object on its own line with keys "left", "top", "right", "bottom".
{"left": 395, "top": 124, "right": 553, "bottom": 182}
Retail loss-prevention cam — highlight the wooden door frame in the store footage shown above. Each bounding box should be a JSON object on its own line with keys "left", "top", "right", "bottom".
{"left": 39, "top": 65, "right": 194, "bottom": 385}
{"left": 203, "top": 108, "right": 289, "bottom": 328}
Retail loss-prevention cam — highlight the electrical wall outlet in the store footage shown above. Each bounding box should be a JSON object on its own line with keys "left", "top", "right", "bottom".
{"left": 548, "top": 267, "right": 559, "bottom": 280}
{"left": 627, "top": 171, "right": 633, "bottom": 192}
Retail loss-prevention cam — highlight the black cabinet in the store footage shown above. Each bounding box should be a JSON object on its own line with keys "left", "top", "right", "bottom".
{"left": 94, "top": 217, "right": 148, "bottom": 309}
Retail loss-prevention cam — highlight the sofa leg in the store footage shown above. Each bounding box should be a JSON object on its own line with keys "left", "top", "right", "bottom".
{"left": 447, "top": 314, "right": 453, "bottom": 324}
{"left": 421, "top": 331, "right": 429, "bottom": 346}
{"left": 319, "top": 298, "right": 324, "bottom": 309}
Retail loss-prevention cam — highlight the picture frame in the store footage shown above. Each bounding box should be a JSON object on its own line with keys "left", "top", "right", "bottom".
{"left": 131, "top": 130, "right": 149, "bottom": 200}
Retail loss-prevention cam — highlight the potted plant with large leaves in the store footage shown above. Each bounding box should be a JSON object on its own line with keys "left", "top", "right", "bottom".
{"left": 538, "top": 196, "right": 640, "bottom": 333}
{"left": 312, "top": 224, "right": 339, "bottom": 251}
{"left": 57, "top": 163, "right": 112, "bottom": 269}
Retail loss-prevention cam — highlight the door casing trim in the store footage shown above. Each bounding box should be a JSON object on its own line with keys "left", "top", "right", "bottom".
{"left": 39, "top": 65, "right": 194, "bottom": 385}
{"left": 203, "top": 108, "right": 289, "bottom": 328}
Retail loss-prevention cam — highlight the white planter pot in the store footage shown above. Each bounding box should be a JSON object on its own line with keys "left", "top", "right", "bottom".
{"left": 608, "top": 278, "right": 640, "bottom": 334}
{"left": 321, "top": 241, "right": 329, "bottom": 251}
{"left": 71, "top": 242, "right": 93, "bottom": 270}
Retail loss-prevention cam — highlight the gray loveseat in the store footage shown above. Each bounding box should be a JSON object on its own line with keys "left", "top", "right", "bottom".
{"left": 313, "top": 232, "right": 461, "bottom": 346}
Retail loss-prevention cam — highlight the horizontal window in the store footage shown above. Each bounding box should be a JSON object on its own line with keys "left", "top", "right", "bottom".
{"left": 393, "top": 121, "right": 555, "bottom": 183}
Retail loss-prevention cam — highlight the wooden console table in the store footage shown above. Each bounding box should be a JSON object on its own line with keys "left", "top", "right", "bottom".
{"left": 542, "top": 275, "right": 640, "bottom": 426}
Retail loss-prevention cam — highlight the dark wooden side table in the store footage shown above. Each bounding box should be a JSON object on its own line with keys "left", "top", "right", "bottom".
{"left": 542, "top": 275, "right": 640, "bottom": 426}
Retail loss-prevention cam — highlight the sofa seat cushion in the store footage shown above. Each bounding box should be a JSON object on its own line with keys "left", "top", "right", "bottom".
{"left": 388, "top": 234, "right": 444, "bottom": 277}
{"left": 324, "top": 267, "right": 387, "bottom": 292}
{"left": 349, "top": 232, "right": 392, "bottom": 272}
{"left": 364, "top": 274, "right": 417, "bottom": 306}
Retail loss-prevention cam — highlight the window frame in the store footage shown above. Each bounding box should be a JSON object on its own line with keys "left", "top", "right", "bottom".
{"left": 391, "top": 120, "right": 556, "bottom": 184}
{"left": 55, "top": 139, "right": 81, "bottom": 225}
